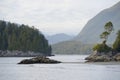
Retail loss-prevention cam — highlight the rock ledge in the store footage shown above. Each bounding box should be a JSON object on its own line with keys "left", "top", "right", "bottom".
{"left": 18, "top": 56, "right": 61, "bottom": 64}
{"left": 85, "top": 51, "right": 120, "bottom": 62}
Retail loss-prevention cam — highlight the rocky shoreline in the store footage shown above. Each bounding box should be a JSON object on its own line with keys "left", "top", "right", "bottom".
{"left": 85, "top": 51, "right": 120, "bottom": 62}
{"left": 0, "top": 50, "right": 51, "bottom": 57}
{"left": 18, "top": 56, "right": 61, "bottom": 64}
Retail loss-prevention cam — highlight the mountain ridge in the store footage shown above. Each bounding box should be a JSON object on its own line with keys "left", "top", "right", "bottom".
{"left": 75, "top": 1, "right": 120, "bottom": 44}
{"left": 46, "top": 33, "right": 74, "bottom": 44}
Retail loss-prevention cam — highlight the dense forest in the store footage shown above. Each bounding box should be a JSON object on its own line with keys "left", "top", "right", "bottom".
{"left": 0, "top": 20, "right": 51, "bottom": 55}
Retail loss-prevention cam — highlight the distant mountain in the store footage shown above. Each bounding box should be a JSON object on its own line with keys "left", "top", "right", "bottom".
{"left": 75, "top": 1, "right": 120, "bottom": 44}
{"left": 52, "top": 40, "right": 93, "bottom": 55}
{"left": 46, "top": 33, "right": 74, "bottom": 44}
{"left": 52, "top": 1, "right": 120, "bottom": 55}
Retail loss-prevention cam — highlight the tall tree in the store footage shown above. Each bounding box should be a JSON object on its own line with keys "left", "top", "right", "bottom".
{"left": 100, "top": 21, "right": 113, "bottom": 44}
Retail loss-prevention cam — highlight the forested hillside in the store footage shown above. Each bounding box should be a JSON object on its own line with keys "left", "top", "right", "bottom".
{"left": 0, "top": 20, "right": 51, "bottom": 56}
{"left": 52, "top": 40, "right": 93, "bottom": 54}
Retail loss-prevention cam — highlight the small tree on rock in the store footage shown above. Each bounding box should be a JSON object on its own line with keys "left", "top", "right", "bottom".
{"left": 93, "top": 21, "right": 113, "bottom": 52}
{"left": 100, "top": 21, "right": 113, "bottom": 44}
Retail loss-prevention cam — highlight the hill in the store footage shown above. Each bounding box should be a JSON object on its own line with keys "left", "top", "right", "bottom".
{"left": 46, "top": 33, "right": 74, "bottom": 44}
{"left": 52, "top": 1, "right": 120, "bottom": 55}
{"left": 75, "top": 1, "right": 120, "bottom": 44}
{"left": 0, "top": 20, "right": 51, "bottom": 56}
{"left": 52, "top": 40, "right": 93, "bottom": 55}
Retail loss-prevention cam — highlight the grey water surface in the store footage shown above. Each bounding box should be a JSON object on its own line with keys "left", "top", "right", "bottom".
{"left": 0, "top": 55, "right": 120, "bottom": 80}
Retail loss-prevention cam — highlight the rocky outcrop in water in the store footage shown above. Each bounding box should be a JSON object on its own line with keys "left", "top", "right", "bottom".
{"left": 18, "top": 56, "right": 61, "bottom": 64}
{"left": 85, "top": 51, "right": 120, "bottom": 62}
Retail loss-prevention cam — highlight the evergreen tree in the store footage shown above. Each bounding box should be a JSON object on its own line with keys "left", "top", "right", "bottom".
{"left": 100, "top": 21, "right": 113, "bottom": 44}
{"left": 93, "top": 21, "right": 113, "bottom": 52}
{"left": 0, "top": 20, "right": 51, "bottom": 55}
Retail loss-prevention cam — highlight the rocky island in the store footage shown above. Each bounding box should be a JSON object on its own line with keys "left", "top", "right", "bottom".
{"left": 18, "top": 56, "right": 61, "bottom": 64}
{"left": 85, "top": 22, "right": 120, "bottom": 62}
{"left": 85, "top": 51, "right": 120, "bottom": 62}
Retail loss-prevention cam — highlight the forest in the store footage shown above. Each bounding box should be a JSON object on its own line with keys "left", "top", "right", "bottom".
{"left": 0, "top": 20, "right": 51, "bottom": 55}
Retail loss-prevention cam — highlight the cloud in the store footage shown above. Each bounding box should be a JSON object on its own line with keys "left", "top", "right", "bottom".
{"left": 0, "top": 0, "right": 119, "bottom": 35}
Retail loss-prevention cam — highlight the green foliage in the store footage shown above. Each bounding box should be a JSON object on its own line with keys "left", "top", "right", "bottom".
{"left": 93, "top": 43, "right": 111, "bottom": 53}
{"left": 0, "top": 20, "right": 51, "bottom": 55}
{"left": 100, "top": 21, "right": 113, "bottom": 42}
{"left": 100, "top": 31, "right": 109, "bottom": 41}
{"left": 104, "top": 21, "right": 113, "bottom": 33}
{"left": 113, "top": 30, "right": 120, "bottom": 52}
{"left": 93, "top": 21, "right": 113, "bottom": 53}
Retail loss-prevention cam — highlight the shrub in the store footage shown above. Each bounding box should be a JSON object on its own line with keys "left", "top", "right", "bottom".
{"left": 113, "top": 30, "right": 120, "bottom": 52}
{"left": 93, "top": 43, "right": 111, "bottom": 53}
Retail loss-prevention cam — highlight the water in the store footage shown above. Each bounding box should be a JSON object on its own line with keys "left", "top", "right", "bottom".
{"left": 0, "top": 55, "right": 120, "bottom": 80}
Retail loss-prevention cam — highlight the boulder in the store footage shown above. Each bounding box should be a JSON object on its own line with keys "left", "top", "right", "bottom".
{"left": 18, "top": 56, "right": 61, "bottom": 64}
{"left": 113, "top": 53, "right": 120, "bottom": 61}
{"left": 85, "top": 51, "right": 112, "bottom": 62}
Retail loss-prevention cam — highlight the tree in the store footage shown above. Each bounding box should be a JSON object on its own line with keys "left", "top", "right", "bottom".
{"left": 0, "top": 20, "right": 52, "bottom": 55}
{"left": 93, "top": 21, "right": 113, "bottom": 53}
{"left": 100, "top": 21, "right": 113, "bottom": 44}
{"left": 105, "top": 21, "right": 113, "bottom": 33}
{"left": 113, "top": 30, "right": 120, "bottom": 52}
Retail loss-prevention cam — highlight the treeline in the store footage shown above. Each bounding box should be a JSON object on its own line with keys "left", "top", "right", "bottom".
{"left": 0, "top": 20, "right": 51, "bottom": 55}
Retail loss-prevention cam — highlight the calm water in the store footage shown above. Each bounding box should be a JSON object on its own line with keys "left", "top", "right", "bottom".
{"left": 0, "top": 55, "right": 120, "bottom": 80}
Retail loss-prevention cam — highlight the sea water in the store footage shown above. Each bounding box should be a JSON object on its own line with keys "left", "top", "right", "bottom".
{"left": 0, "top": 55, "right": 120, "bottom": 80}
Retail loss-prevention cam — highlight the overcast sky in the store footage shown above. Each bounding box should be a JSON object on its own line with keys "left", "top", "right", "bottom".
{"left": 0, "top": 0, "right": 119, "bottom": 35}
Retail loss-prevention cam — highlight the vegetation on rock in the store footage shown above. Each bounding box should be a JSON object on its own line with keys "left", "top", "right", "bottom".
{"left": 100, "top": 21, "right": 114, "bottom": 43}
{"left": 93, "top": 43, "right": 111, "bottom": 53}
{"left": 86, "top": 21, "right": 120, "bottom": 62}
{"left": 93, "top": 21, "right": 113, "bottom": 53}
{"left": 113, "top": 30, "right": 120, "bottom": 52}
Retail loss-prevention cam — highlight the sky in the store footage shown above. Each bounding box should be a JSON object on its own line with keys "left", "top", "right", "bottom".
{"left": 0, "top": 0, "right": 120, "bottom": 36}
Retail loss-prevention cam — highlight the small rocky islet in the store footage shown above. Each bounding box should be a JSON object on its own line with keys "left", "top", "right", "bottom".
{"left": 18, "top": 56, "right": 61, "bottom": 64}
{"left": 85, "top": 21, "right": 120, "bottom": 62}
{"left": 85, "top": 51, "right": 120, "bottom": 62}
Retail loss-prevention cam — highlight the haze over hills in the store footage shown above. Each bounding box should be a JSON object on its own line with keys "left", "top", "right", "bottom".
{"left": 46, "top": 33, "right": 74, "bottom": 44}
{"left": 52, "top": 40, "right": 92, "bottom": 54}
{"left": 75, "top": 1, "right": 120, "bottom": 44}
{"left": 52, "top": 1, "right": 120, "bottom": 55}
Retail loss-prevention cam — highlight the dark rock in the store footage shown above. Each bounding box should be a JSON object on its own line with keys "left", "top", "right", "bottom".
{"left": 85, "top": 51, "right": 113, "bottom": 62}
{"left": 113, "top": 53, "right": 120, "bottom": 61}
{"left": 18, "top": 56, "right": 61, "bottom": 64}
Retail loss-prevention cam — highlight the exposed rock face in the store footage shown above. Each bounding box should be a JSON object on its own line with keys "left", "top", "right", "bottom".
{"left": 85, "top": 51, "right": 112, "bottom": 62}
{"left": 18, "top": 56, "right": 61, "bottom": 64}
{"left": 113, "top": 53, "right": 120, "bottom": 61}
{"left": 85, "top": 50, "right": 120, "bottom": 62}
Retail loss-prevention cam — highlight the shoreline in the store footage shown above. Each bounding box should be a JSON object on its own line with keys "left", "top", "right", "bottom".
{"left": 0, "top": 50, "right": 52, "bottom": 57}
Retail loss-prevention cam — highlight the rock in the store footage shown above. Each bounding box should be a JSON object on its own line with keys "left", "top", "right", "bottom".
{"left": 0, "top": 50, "right": 52, "bottom": 57}
{"left": 18, "top": 56, "right": 61, "bottom": 64}
{"left": 113, "top": 53, "right": 120, "bottom": 61}
{"left": 85, "top": 51, "right": 112, "bottom": 62}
